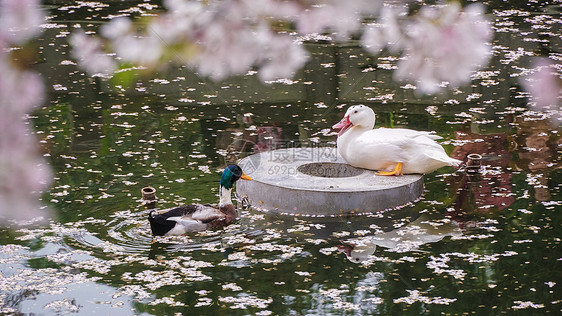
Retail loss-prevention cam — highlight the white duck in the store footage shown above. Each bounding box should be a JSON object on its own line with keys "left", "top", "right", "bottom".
{"left": 333, "top": 105, "right": 461, "bottom": 175}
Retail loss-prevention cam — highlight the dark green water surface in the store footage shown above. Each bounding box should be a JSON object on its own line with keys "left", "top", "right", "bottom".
{"left": 0, "top": 1, "right": 560, "bottom": 315}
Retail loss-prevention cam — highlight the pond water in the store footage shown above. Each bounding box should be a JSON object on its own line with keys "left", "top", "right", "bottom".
{"left": 1, "top": 0, "right": 561, "bottom": 315}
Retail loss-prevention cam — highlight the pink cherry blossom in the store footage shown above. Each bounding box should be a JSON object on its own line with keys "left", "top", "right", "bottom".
{"left": 0, "top": 0, "right": 51, "bottom": 224}
{"left": 521, "top": 57, "right": 561, "bottom": 110}
{"left": 113, "top": 34, "right": 163, "bottom": 66}
{"left": 79, "top": 0, "right": 309, "bottom": 81}
{"left": 70, "top": 30, "right": 117, "bottom": 75}
{"left": 297, "top": 0, "right": 379, "bottom": 41}
{"left": 100, "top": 17, "right": 133, "bottom": 40}
{"left": 0, "top": 62, "right": 44, "bottom": 114}
{"left": 0, "top": 0, "right": 44, "bottom": 43}
{"left": 362, "top": 2, "right": 492, "bottom": 94}
{"left": 259, "top": 33, "right": 309, "bottom": 81}
{"left": 70, "top": 0, "right": 494, "bottom": 92}
{"left": 395, "top": 3, "right": 492, "bottom": 93}
{"left": 362, "top": 7, "right": 407, "bottom": 54}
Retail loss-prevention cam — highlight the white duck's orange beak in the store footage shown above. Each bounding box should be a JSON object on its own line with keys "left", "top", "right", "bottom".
{"left": 333, "top": 115, "right": 353, "bottom": 136}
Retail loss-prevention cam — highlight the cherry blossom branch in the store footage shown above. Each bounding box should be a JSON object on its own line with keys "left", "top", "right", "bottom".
{"left": 70, "top": 0, "right": 498, "bottom": 93}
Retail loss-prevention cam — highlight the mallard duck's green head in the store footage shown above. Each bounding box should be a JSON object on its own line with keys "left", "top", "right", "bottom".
{"left": 220, "top": 164, "right": 252, "bottom": 189}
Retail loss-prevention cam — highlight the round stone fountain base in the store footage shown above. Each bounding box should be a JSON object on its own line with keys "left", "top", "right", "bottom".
{"left": 236, "top": 147, "right": 423, "bottom": 216}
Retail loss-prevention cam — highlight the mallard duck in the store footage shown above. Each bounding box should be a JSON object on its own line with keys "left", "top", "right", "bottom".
{"left": 148, "top": 164, "right": 252, "bottom": 236}
{"left": 333, "top": 105, "right": 462, "bottom": 175}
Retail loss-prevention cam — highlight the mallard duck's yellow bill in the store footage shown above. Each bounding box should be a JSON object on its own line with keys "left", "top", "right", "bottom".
{"left": 240, "top": 172, "right": 252, "bottom": 180}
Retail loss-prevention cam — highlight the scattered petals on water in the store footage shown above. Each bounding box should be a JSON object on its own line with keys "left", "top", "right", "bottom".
{"left": 512, "top": 300, "right": 545, "bottom": 310}
{"left": 194, "top": 297, "right": 213, "bottom": 307}
{"left": 122, "top": 270, "right": 183, "bottom": 291}
{"left": 115, "top": 285, "right": 152, "bottom": 300}
{"left": 148, "top": 296, "right": 185, "bottom": 307}
{"left": 319, "top": 247, "right": 339, "bottom": 256}
{"left": 43, "top": 298, "right": 80, "bottom": 313}
{"left": 394, "top": 290, "right": 457, "bottom": 305}
{"left": 222, "top": 283, "right": 243, "bottom": 291}
{"left": 219, "top": 294, "right": 273, "bottom": 310}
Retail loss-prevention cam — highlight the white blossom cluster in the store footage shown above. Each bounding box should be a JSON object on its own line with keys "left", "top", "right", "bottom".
{"left": 362, "top": 2, "right": 493, "bottom": 93}
{"left": 72, "top": 0, "right": 310, "bottom": 81}
{"left": 70, "top": 0, "right": 498, "bottom": 94}
{"left": 520, "top": 57, "right": 562, "bottom": 121}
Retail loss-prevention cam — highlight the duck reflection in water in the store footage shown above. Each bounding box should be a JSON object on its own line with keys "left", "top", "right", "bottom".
{"left": 447, "top": 130, "right": 514, "bottom": 220}
{"left": 216, "top": 113, "right": 284, "bottom": 166}
{"left": 512, "top": 117, "right": 561, "bottom": 201}
{"left": 338, "top": 213, "right": 462, "bottom": 263}
{"left": 447, "top": 117, "right": 560, "bottom": 224}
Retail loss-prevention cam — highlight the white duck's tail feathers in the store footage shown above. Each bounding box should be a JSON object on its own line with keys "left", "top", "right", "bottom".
{"left": 406, "top": 131, "right": 442, "bottom": 140}
{"left": 449, "top": 158, "right": 463, "bottom": 167}
{"left": 425, "top": 132, "right": 442, "bottom": 140}
{"left": 425, "top": 151, "right": 463, "bottom": 167}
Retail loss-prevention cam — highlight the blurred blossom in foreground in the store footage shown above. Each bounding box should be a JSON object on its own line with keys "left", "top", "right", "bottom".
{"left": 72, "top": 0, "right": 493, "bottom": 94}
{"left": 73, "top": 0, "right": 383, "bottom": 82}
{"left": 0, "top": 0, "right": 44, "bottom": 43}
{"left": 362, "top": 6, "right": 406, "bottom": 54}
{"left": 363, "top": 3, "right": 492, "bottom": 94}
{"left": 297, "top": 0, "right": 380, "bottom": 41}
{"left": 70, "top": 30, "right": 117, "bottom": 76}
{"left": 84, "top": 0, "right": 309, "bottom": 81}
{"left": 521, "top": 58, "right": 562, "bottom": 126}
{"left": 0, "top": 0, "right": 51, "bottom": 224}
{"left": 398, "top": 3, "right": 492, "bottom": 93}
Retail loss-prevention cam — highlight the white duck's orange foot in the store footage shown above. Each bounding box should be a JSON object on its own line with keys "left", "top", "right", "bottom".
{"left": 376, "top": 163, "right": 403, "bottom": 176}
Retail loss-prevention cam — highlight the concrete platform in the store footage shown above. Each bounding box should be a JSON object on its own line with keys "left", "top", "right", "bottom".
{"left": 236, "top": 147, "right": 424, "bottom": 216}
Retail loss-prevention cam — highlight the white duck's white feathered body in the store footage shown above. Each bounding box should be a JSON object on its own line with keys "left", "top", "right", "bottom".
{"left": 334, "top": 105, "right": 461, "bottom": 175}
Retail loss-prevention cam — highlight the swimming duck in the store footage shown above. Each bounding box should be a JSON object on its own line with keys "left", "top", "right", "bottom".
{"left": 148, "top": 164, "right": 252, "bottom": 236}
{"left": 333, "top": 105, "right": 462, "bottom": 175}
